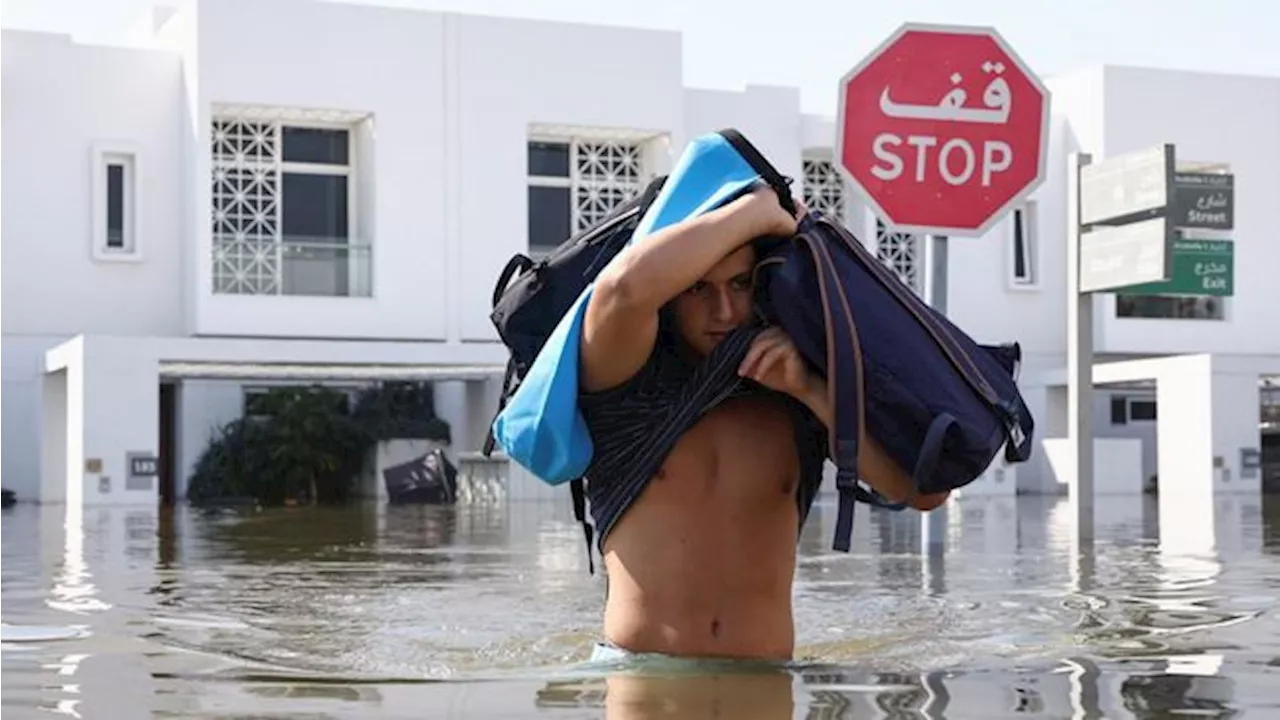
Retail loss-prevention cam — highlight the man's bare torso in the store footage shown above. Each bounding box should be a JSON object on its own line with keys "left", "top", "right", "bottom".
{"left": 600, "top": 394, "right": 802, "bottom": 661}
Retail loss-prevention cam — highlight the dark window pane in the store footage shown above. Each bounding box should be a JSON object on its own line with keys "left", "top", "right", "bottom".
{"left": 528, "top": 141, "right": 570, "bottom": 177}
{"left": 1013, "top": 209, "right": 1027, "bottom": 279}
{"left": 528, "top": 185, "right": 570, "bottom": 250}
{"left": 1130, "top": 400, "right": 1157, "bottom": 421}
{"left": 107, "top": 163, "right": 125, "bottom": 248}
{"left": 282, "top": 127, "right": 349, "bottom": 165}
{"left": 1110, "top": 396, "right": 1128, "bottom": 424}
{"left": 1116, "top": 294, "right": 1223, "bottom": 320}
{"left": 282, "top": 173, "right": 348, "bottom": 242}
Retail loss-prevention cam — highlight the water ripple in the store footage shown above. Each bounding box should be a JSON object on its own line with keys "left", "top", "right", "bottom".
{"left": 3, "top": 496, "right": 1280, "bottom": 718}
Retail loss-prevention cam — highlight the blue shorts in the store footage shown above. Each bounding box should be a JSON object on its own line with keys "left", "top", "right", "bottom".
{"left": 581, "top": 641, "right": 793, "bottom": 674}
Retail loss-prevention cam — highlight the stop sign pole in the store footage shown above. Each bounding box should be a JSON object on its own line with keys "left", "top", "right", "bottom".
{"left": 834, "top": 23, "right": 1050, "bottom": 558}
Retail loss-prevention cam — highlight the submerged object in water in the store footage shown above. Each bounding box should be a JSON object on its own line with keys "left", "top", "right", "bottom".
{"left": 382, "top": 448, "right": 459, "bottom": 505}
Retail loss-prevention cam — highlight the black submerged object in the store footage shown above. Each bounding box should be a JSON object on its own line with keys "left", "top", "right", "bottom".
{"left": 382, "top": 448, "right": 459, "bottom": 505}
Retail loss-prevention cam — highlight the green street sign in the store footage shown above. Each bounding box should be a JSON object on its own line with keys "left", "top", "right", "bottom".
{"left": 1123, "top": 238, "right": 1233, "bottom": 297}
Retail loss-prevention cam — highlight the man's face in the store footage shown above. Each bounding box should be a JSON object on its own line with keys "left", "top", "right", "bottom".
{"left": 671, "top": 244, "right": 756, "bottom": 357}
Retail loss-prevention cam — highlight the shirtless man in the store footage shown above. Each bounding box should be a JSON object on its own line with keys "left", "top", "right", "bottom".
{"left": 577, "top": 185, "right": 949, "bottom": 663}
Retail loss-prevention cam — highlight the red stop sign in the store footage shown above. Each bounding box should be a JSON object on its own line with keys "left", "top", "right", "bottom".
{"left": 836, "top": 23, "right": 1050, "bottom": 237}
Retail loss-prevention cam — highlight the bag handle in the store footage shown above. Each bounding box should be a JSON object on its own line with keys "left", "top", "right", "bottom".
{"left": 716, "top": 128, "right": 797, "bottom": 217}
{"left": 492, "top": 254, "right": 534, "bottom": 309}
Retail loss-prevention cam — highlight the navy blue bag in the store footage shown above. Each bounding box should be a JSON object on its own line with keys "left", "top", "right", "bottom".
{"left": 754, "top": 211, "right": 1035, "bottom": 550}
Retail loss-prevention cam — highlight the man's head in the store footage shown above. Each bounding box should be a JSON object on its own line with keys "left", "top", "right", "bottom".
{"left": 668, "top": 244, "right": 757, "bottom": 357}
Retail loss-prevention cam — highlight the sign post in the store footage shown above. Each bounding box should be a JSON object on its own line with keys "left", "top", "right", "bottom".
{"left": 1067, "top": 151, "right": 1097, "bottom": 543}
{"left": 1068, "top": 142, "right": 1235, "bottom": 542}
{"left": 835, "top": 23, "right": 1050, "bottom": 556}
{"left": 1070, "top": 144, "right": 1177, "bottom": 543}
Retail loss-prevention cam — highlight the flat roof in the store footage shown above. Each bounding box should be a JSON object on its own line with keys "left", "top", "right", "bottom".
{"left": 157, "top": 361, "right": 504, "bottom": 382}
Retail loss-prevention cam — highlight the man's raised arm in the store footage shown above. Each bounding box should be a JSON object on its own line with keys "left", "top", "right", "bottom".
{"left": 579, "top": 187, "right": 798, "bottom": 393}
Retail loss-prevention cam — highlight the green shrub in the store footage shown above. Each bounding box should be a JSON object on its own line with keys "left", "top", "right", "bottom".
{"left": 187, "top": 382, "right": 451, "bottom": 507}
{"left": 351, "top": 381, "right": 452, "bottom": 445}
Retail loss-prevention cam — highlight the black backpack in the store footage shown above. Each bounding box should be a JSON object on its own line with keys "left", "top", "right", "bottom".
{"left": 481, "top": 173, "right": 668, "bottom": 458}
{"left": 479, "top": 174, "right": 666, "bottom": 572}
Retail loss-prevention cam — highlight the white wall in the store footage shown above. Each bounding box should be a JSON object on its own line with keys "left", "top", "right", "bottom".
{"left": 1, "top": 31, "right": 186, "bottom": 338}
{"left": 40, "top": 336, "right": 160, "bottom": 507}
{"left": 943, "top": 114, "right": 1068, "bottom": 359}
{"left": 1093, "top": 389, "right": 1158, "bottom": 482}
{"left": 683, "top": 86, "right": 804, "bottom": 184}
{"left": 179, "top": 0, "right": 688, "bottom": 343}
{"left": 449, "top": 12, "right": 684, "bottom": 341}
{"left": 2, "top": 336, "right": 73, "bottom": 501}
{"left": 1043, "top": 437, "right": 1145, "bottom": 495}
{"left": 188, "top": 0, "right": 450, "bottom": 341}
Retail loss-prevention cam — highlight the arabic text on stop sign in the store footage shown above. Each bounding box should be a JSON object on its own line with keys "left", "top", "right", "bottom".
{"left": 870, "top": 133, "right": 1013, "bottom": 187}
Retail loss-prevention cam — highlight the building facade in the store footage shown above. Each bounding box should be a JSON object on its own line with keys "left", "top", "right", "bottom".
{"left": 3, "top": 0, "right": 1277, "bottom": 505}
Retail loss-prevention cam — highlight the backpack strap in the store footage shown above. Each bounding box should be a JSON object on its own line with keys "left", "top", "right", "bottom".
{"left": 481, "top": 357, "right": 519, "bottom": 457}
{"left": 569, "top": 478, "right": 595, "bottom": 575}
{"left": 796, "top": 228, "right": 866, "bottom": 551}
{"left": 493, "top": 254, "right": 534, "bottom": 308}
{"left": 717, "top": 128, "right": 796, "bottom": 216}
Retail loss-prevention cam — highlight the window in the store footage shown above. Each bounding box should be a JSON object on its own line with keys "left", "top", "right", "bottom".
{"left": 1109, "top": 395, "right": 1156, "bottom": 424}
{"left": 1110, "top": 396, "right": 1128, "bottom": 425}
{"left": 211, "top": 115, "right": 369, "bottom": 297}
{"left": 1115, "top": 295, "right": 1225, "bottom": 320}
{"left": 526, "top": 138, "right": 644, "bottom": 257}
{"left": 1010, "top": 201, "right": 1038, "bottom": 287}
{"left": 802, "top": 157, "right": 845, "bottom": 223}
{"left": 1129, "top": 399, "right": 1157, "bottom": 421}
{"left": 1262, "top": 384, "right": 1280, "bottom": 431}
{"left": 528, "top": 141, "right": 572, "bottom": 255}
{"left": 92, "top": 144, "right": 140, "bottom": 260}
{"left": 875, "top": 218, "right": 923, "bottom": 296}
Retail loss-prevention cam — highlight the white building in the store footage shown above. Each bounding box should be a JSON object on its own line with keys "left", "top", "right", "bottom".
{"left": 3, "top": 0, "right": 1277, "bottom": 507}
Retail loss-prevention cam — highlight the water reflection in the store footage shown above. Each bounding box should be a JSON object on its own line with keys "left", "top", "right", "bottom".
{"left": 529, "top": 659, "right": 1246, "bottom": 719}
{"left": 3, "top": 494, "right": 1280, "bottom": 717}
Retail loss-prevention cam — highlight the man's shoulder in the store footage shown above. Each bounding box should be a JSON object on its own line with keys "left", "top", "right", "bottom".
{"left": 579, "top": 342, "right": 674, "bottom": 411}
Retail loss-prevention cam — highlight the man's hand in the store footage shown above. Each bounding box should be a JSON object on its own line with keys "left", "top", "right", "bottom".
{"left": 731, "top": 186, "right": 809, "bottom": 239}
{"left": 739, "top": 325, "right": 950, "bottom": 513}
{"left": 738, "top": 327, "right": 814, "bottom": 400}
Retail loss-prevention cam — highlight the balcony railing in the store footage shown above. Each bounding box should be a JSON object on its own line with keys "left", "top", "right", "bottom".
{"left": 212, "top": 234, "right": 372, "bottom": 297}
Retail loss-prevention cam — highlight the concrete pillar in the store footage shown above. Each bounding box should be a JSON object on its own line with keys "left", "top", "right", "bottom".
{"left": 80, "top": 340, "right": 160, "bottom": 505}
{"left": 41, "top": 338, "right": 85, "bottom": 506}
{"left": 41, "top": 368, "right": 70, "bottom": 505}
{"left": 432, "top": 379, "right": 467, "bottom": 452}
{"left": 44, "top": 336, "right": 161, "bottom": 508}
{"left": 463, "top": 376, "right": 502, "bottom": 453}
{"left": 1029, "top": 385, "right": 1069, "bottom": 495}
{"left": 1156, "top": 355, "right": 1261, "bottom": 554}
{"left": 1210, "top": 368, "right": 1262, "bottom": 494}
{"left": 175, "top": 379, "right": 244, "bottom": 498}
{"left": 431, "top": 376, "right": 503, "bottom": 455}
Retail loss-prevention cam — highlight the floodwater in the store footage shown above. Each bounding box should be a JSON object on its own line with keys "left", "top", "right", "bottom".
{"left": 3, "top": 492, "right": 1280, "bottom": 719}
